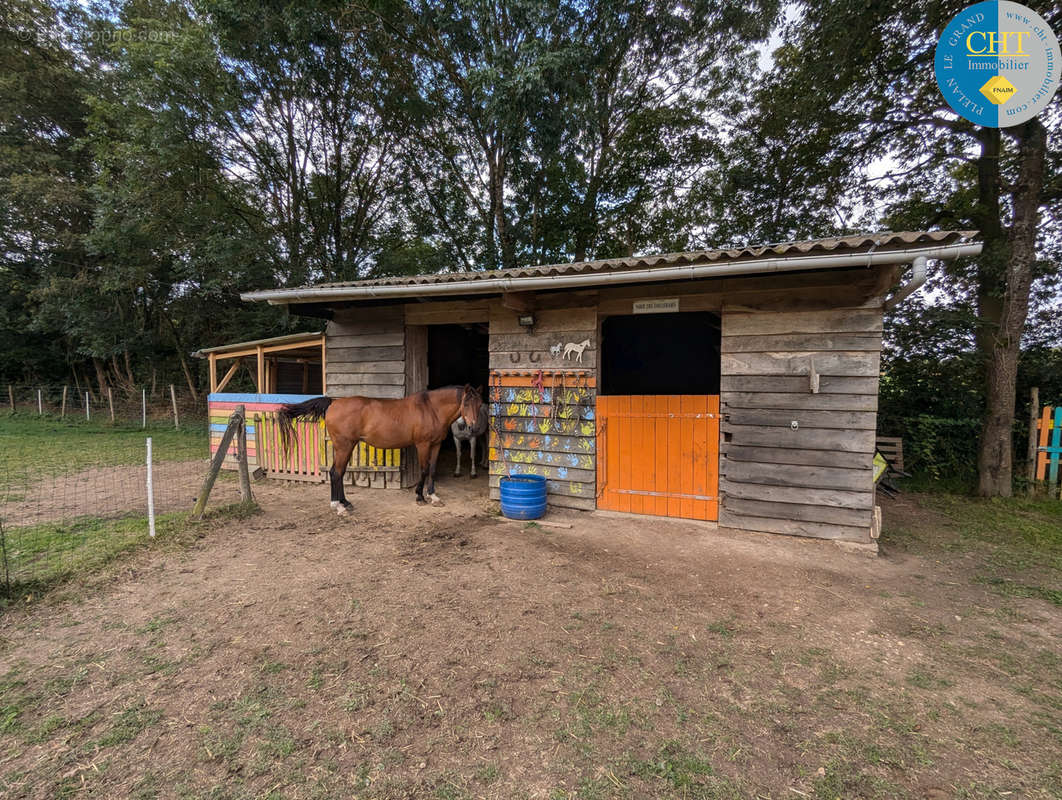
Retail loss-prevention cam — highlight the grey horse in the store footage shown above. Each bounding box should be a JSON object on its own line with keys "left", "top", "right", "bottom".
{"left": 451, "top": 411, "right": 488, "bottom": 478}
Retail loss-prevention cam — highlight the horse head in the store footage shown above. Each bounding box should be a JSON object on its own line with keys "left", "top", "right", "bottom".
{"left": 459, "top": 384, "right": 484, "bottom": 429}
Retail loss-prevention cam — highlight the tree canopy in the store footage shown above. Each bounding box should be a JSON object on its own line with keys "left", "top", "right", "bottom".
{"left": 1, "top": 0, "right": 1059, "bottom": 492}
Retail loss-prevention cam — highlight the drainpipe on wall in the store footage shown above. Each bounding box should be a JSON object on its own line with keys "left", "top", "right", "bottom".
{"left": 883, "top": 256, "right": 928, "bottom": 310}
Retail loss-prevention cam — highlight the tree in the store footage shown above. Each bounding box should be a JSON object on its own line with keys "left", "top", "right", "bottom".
{"left": 724, "top": 0, "right": 1061, "bottom": 495}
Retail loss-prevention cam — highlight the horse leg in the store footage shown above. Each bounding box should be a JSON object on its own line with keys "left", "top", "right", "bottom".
{"left": 478, "top": 433, "right": 489, "bottom": 470}
{"left": 427, "top": 441, "right": 444, "bottom": 505}
{"left": 469, "top": 434, "right": 477, "bottom": 479}
{"left": 453, "top": 434, "right": 462, "bottom": 477}
{"left": 415, "top": 441, "right": 432, "bottom": 504}
{"left": 330, "top": 439, "right": 355, "bottom": 516}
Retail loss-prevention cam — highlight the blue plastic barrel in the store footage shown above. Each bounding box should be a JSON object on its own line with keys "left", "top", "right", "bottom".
{"left": 500, "top": 473, "right": 548, "bottom": 520}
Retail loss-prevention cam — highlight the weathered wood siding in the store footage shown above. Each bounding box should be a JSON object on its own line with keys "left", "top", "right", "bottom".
{"left": 488, "top": 306, "right": 597, "bottom": 510}
{"left": 325, "top": 307, "right": 405, "bottom": 398}
{"left": 718, "top": 308, "right": 883, "bottom": 542}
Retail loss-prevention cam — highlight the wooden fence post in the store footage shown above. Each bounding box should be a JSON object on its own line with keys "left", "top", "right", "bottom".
{"left": 170, "top": 384, "right": 180, "bottom": 430}
{"left": 108, "top": 387, "right": 115, "bottom": 423}
{"left": 60, "top": 386, "right": 68, "bottom": 418}
{"left": 237, "top": 413, "right": 253, "bottom": 503}
{"left": 1027, "top": 387, "right": 1039, "bottom": 494}
{"left": 8, "top": 385, "right": 13, "bottom": 412}
{"left": 192, "top": 405, "right": 245, "bottom": 518}
{"left": 37, "top": 388, "right": 42, "bottom": 415}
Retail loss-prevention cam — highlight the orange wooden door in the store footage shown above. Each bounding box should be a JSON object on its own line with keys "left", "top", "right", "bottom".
{"left": 596, "top": 395, "right": 719, "bottom": 521}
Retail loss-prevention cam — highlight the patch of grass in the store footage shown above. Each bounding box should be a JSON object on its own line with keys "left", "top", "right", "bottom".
{"left": 977, "top": 575, "right": 1062, "bottom": 606}
{"left": 706, "top": 618, "right": 737, "bottom": 639}
{"left": 628, "top": 741, "right": 740, "bottom": 796}
{"left": 0, "top": 414, "right": 206, "bottom": 489}
{"left": 0, "top": 511, "right": 192, "bottom": 603}
{"left": 905, "top": 666, "right": 953, "bottom": 691}
{"left": 97, "top": 703, "right": 162, "bottom": 748}
{"left": 887, "top": 494, "right": 1062, "bottom": 568}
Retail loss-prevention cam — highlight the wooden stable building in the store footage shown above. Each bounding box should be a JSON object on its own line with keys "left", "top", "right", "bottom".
{"left": 226, "top": 231, "right": 980, "bottom": 550}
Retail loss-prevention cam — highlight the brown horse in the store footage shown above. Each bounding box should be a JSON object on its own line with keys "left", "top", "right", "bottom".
{"left": 277, "top": 385, "right": 484, "bottom": 515}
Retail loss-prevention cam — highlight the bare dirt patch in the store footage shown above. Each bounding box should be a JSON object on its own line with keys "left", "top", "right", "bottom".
{"left": 0, "top": 481, "right": 1059, "bottom": 799}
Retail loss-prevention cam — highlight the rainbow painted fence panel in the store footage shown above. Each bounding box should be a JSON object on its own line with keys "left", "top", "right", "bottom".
{"left": 1035, "top": 405, "right": 1062, "bottom": 494}
{"left": 208, "top": 393, "right": 401, "bottom": 487}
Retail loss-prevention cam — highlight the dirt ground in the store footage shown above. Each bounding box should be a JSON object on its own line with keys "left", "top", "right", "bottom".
{"left": 0, "top": 466, "right": 1059, "bottom": 799}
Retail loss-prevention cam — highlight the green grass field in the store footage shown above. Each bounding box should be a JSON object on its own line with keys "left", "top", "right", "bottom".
{"left": 0, "top": 414, "right": 206, "bottom": 489}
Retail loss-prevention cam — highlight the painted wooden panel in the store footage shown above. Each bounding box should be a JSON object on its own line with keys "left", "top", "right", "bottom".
{"left": 488, "top": 369, "right": 596, "bottom": 508}
{"left": 596, "top": 395, "right": 719, "bottom": 522}
{"left": 208, "top": 392, "right": 400, "bottom": 487}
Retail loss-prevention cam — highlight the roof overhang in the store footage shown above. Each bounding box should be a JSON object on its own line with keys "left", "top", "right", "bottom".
{"left": 192, "top": 331, "right": 325, "bottom": 359}
{"left": 240, "top": 232, "right": 981, "bottom": 307}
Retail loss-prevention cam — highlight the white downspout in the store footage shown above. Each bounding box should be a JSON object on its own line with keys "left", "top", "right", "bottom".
{"left": 883, "top": 256, "right": 928, "bottom": 310}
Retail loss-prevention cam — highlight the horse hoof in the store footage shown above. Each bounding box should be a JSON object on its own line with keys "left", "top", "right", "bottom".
{"left": 330, "top": 501, "right": 342, "bottom": 511}
{"left": 429, "top": 494, "right": 444, "bottom": 507}
{"left": 453, "top": 472, "right": 461, "bottom": 478}
{"left": 416, "top": 496, "right": 427, "bottom": 505}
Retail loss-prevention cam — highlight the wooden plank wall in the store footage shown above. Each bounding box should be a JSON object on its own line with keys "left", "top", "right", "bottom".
{"left": 718, "top": 308, "right": 883, "bottom": 542}
{"left": 325, "top": 307, "right": 405, "bottom": 398}
{"left": 488, "top": 306, "right": 598, "bottom": 510}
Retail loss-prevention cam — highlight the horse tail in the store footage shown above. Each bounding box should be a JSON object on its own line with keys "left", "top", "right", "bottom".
{"left": 277, "top": 396, "right": 332, "bottom": 456}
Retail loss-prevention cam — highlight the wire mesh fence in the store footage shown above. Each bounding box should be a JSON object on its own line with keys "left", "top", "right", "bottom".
{"left": 4, "top": 383, "right": 206, "bottom": 429}
{"left": 0, "top": 411, "right": 241, "bottom": 595}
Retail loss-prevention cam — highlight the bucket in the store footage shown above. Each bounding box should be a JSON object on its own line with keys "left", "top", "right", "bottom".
{"left": 499, "top": 473, "right": 548, "bottom": 520}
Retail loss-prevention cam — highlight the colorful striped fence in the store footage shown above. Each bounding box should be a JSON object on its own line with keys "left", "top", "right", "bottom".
{"left": 208, "top": 393, "right": 403, "bottom": 487}
{"left": 1035, "top": 405, "right": 1061, "bottom": 495}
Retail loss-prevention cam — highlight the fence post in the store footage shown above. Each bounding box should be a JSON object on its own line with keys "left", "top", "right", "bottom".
{"left": 7, "top": 386, "right": 13, "bottom": 412}
{"left": 237, "top": 411, "right": 253, "bottom": 503}
{"left": 1027, "top": 387, "right": 1039, "bottom": 494}
{"left": 147, "top": 437, "right": 156, "bottom": 538}
{"left": 170, "top": 384, "right": 179, "bottom": 430}
{"left": 142, "top": 388, "right": 147, "bottom": 429}
{"left": 85, "top": 391, "right": 90, "bottom": 421}
{"left": 108, "top": 387, "right": 115, "bottom": 423}
{"left": 61, "top": 386, "right": 67, "bottom": 418}
{"left": 192, "top": 405, "right": 244, "bottom": 518}
{"left": 37, "top": 388, "right": 42, "bottom": 416}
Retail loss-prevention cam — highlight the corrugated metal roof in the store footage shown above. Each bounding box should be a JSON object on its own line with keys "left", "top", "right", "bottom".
{"left": 290, "top": 231, "right": 977, "bottom": 291}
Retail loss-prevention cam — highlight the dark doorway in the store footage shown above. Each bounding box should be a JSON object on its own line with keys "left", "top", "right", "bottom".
{"left": 600, "top": 311, "right": 721, "bottom": 396}
{"left": 427, "top": 324, "right": 489, "bottom": 392}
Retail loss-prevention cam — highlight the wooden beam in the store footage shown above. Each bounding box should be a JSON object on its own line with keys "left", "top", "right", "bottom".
{"left": 215, "top": 359, "right": 242, "bottom": 393}
{"left": 502, "top": 291, "right": 536, "bottom": 313}
{"left": 320, "top": 337, "right": 327, "bottom": 393}
{"left": 209, "top": 353, "right": 217, "bottom": 393}
{"left": 256, "top": 345, "right": 264, "bottom": 394}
